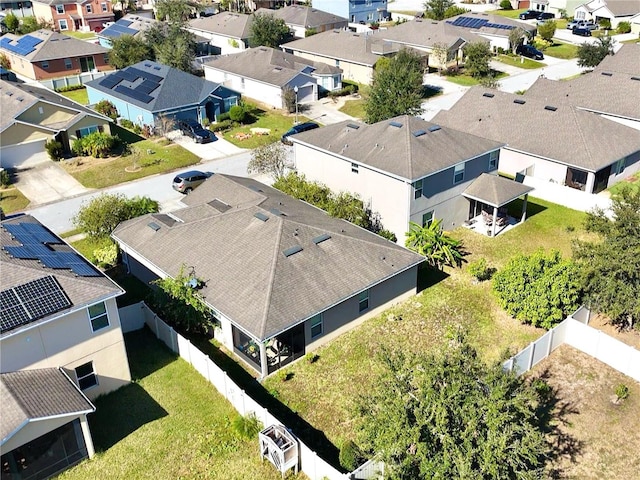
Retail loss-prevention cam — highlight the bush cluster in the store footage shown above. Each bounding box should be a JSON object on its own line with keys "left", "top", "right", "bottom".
{"left": 468, "top": 257, "right": 495, "bottom": 281}
{"left": 45, "top": 139, "right": 64, "bottom": 161}
{"left": 231, "top": 413, "right": 262, "bottom": 440}
{"left": 72, "top": 132, "right": 118, "bottom": 158}
{"left": 328, "top": 84, "right": 357, "bottom": 99}
{"left": 617, "top": 21, "right": 631, "bottom": 34}
{"left": 0, "top": 169, "right": 11, "bottom": 188}
{"left": 339, "top": 440, "right": 364, "bottom": 471}
{"left": 55, "top": 85, "right": 85, "bottom": 93}
{"left": 95, "top": 99, "right": 118, "bottom": 120}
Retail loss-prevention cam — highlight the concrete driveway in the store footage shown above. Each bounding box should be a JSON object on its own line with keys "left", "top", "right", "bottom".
{"left": 13, "top": 161, "right": 92, "bottom": 206}
{"left": 168, "top": 130, "right": 247, "bottom": 161}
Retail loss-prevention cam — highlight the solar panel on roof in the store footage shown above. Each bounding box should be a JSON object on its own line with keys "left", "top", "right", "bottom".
{"left": 128, "top": 67, "right": 163, "bottom": 83}
{"left": 137, "top": 79, "right": 160, "bottom": 94}
{"left": 115, "top": 85, "right": 153, "bottom": 104}
{"left": 100, "top": 75, "right": 122, "bottom": 89}
{"left": 68, "top": 263, "right": 101, "bottom": 277}
{"left": 119, "top": 19, "right": 133, "bottom": 26}
{"left": 0, "top": 289, "right": 20, "bottom": 309}
{"left": 21, "top": 222, "right": 61, "bottom": 243}
{"left": 38, "top": 254, "right": 70, "bottom": 269}
{"left": 23, "top": 244, "right": 54, "bottom": 257}
{"left": 55, "top": 251, "right": 84, "bottom": 264}
{"left": 4, "top": 246, "right": 38, "bottom": 259}
{"left": 0, "top": 304, "right": 30, "bottom": 332}
{"left": 115, "top": 69, "right": 139, "bottom": 82}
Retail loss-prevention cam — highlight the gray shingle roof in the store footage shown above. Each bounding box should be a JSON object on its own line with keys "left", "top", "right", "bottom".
{"left": 0, "top": 29, "right": 110, "bottom": 62}
{"left": 0, "top": 79, "right": 109, "bottom": 133}
{"left": 282, "top": 29, "right": 388, "bottom": 66}
{"left": 462, "top": 173, "right": 534, "bottom": 207}
{"left": 1, "top": 215, "right": 124, "bottom": 337}
{"left": 291, "top": 115, "right": 504, "bottom": 181}
{"left": 254, "top": 5, "right": 348, "bottom": 28}
{"left": 188, "top": 12, "right": 253, "bottom": 39}
{"left": 433, "top": 87, "right": 640, "bottom": 172}
{"left": 380, "top": 18, "right": 485, "bottom": 49}
{"left": 595, "top": 42, "right": 640, "bottom": 76}
{"left": 112, "top": 175, "right": 424, "bottom": 341}
{"left": 203, "top": 46, "right": 341, "bottom": 87}
{"left": 1, "top": 368, "right": 94, "bottom": 444}
{"left": 85, "top": 61, "right": 225, "bottom": 113}
{"left": 599, "top": 0, "right": 640, "bottom": 16}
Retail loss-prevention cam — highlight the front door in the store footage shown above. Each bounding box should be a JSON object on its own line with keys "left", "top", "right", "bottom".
{"left": 79, "top": 56, "right": 95, "bottom": 73}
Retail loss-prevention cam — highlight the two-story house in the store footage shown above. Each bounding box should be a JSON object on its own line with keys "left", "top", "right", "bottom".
{"left": 313, "top": 0, "right": 388, "bottom": 24}
{"left": 0, "top": 214, "right": 131, "bottom": 478}
{"left": 31, "top": 0, "right": 114, "bottom": 32}
{"left": 186, "top": 12, "right": 253, "bottom": 56}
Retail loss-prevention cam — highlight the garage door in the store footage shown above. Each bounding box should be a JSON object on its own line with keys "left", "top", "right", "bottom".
{"left": 0, "top": 139, "right": 49, "bottom": 169}
{"left": 296, "top": 84, "right": 315, "bottom": 103}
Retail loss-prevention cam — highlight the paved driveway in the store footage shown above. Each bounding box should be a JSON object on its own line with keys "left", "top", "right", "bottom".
{"left": 168, "top": 131, "right": 247, "bottom": 160}
{"left": 13, "top": 161, "right": 92, "bottom": 206}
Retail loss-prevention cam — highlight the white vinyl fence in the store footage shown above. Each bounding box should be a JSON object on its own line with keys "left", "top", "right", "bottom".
{"left": 39, "top": 71, "right": 108, "bottom": 90}
{"left": 503, "top": 306, "right": 640, "bottom": 381}
{"left": 119, "top": 302, "right": 381, "bottom": 480}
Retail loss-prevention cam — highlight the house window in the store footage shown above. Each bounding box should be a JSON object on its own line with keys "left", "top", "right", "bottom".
{"left": 615, "top": 158, "right": 625, "bottom": 175}
{"left": 351, "top": 15, "right": 355, "bottom": 22}
{"left": 413, "top": 179, "right": 423, "bottom": 199}
{"left": 367, "top": 12, "right": 374, "bottom": 21}
{"left": 56, "top": 4, "right": 64, "bottom": 14}
{"left": 86, "top": 4, "right": 92, "bottom": 13}
{"left": 101, "top": 2, "right": 108, "bottom": 11}
{"left": 41, "top": 61, "right": 49, "bottom": 69}
{"left": 78, "top": 125, "right": 99, "bottom": 138}
{"left": 59, "top": 19, "right": 68, "bottom": 30}
{"left": 422, "top": 210, "right": 433, "bottom": 227}
{"left": 358, "top": 289, "right": 369, "bottom": 313}
{"left": 103, "top": 53, "right": 109, "bottom": 64}
{"left": 75, "top": 362, "right": 98, "bottom": 390}
{"left": 335, "top": 59, "right": 340, "bottom": 67}
{"left": 453, "top": 162, "right": 465, "bottom": 184}
{"left": 351, "top": 163, "right": 359, "bottom": 174}
{"left": 489, "top": 150, "right": 498, "bottom": 170}
{"left": 310, "top": 313, "right": 323, "bottom": 338}
{"left": 64, "top": 57, "right": 72, "bottom": 69}
{"left": 88, "top": 301, "right": 109, "bottom": 331}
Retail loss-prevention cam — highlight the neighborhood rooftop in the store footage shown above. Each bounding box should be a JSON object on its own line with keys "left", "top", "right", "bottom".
{"left": 0, "top": 29, "right": 109, "bottom": 62}
{"left": 463, "top": 173, "right": 534, "bottom": 208}
{"left": 187, "top": 12, "right": 253, "bottom": 39}
{"left": 112, "top": 175, "right": 423, "bottom": 341}
{"left": 99, "top": 14, "right": 159, "bottom": 40}
{"left": 255, "top": 5, "right": 348, "bottom": 28}
{"left": 289, "top": 115, "right": 504, "bottom": 181}
{"left": 593, "top": 42, "right": 640, "bottom": 76}
{"left": 378, "top": 18, "right": 485, "bottom": 50}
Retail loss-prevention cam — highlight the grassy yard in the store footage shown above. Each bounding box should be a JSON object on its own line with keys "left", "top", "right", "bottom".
{"left": 58, "top": 328, "right": 304, "bottom": 480}
{"left": 339, "top": 98, "right": 366, "bottom": 119}
{"left": 60, "top": 87, "right": 89, "bottom": 105}
{"left": 543, "top": 40, "right": 579, "bottom": 59}
{"left": 496, "top": 54, "right": 546, "bottom": 69}
{"left": 608, "top": 172, "right": 640, "bottom": 196}
{"left": 445, "top": 70, "right": 508, "bottom": 87}
{"left": 70, "top": 235, "right": 113, "bottom": 264}
{"left": 493, "top": 8, "right": 526, "bottom": 19}
{"left": 63, "top": 31, "right": 96, "bottom": 40}
{"left": 0, "top": 187, "right": 30, "bottom": 213}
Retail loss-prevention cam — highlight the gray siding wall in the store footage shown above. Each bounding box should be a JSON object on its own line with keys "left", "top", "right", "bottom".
{"left": 607, "top": 150, "right": 640, "bottom": 187}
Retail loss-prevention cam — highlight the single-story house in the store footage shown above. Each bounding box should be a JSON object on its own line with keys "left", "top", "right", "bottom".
{"left": 254, "top": 5, "right": 349, "bottom": 38}
{"left": 31, "top": 0, "right": 114, "bottom": 33}
{"left": 112, "top": 174, "right": 424, "bottom": 379}
{"left": 574, "top": 0, "right": 640, "bottom": 28}
{"left": 97, "top": 13, "right": 159, "bottom": 48}
{"left": 0, "top": 79, "right": 112, "bottom": 168}
{"left": 202, "top": 46, "right": 342, "bottom": 109}
{"left": 85, "top": 60, "right": 241, "bottom": 127}
{"left": 0, "top": 29, "right": 113, "bottom": 82}
{"left": 433, "top": 87, "right": 640, "bottom": 195}
{"left": 444, "top": 12, "right": 537, "bottom": 51}
{"left": 529, "top": 0, "right": 584, "bottom": 18}
{"left": 290, "top": 114, "right": 515, "bottom": 242}
{"left": 186, "top": 12, "right": 253, "bottom": 56}
{"left": 1, "top": 214, "right": 131, "bottom": 478}
{"left": 282, "top": 28, "right": 399, "bottom": 85}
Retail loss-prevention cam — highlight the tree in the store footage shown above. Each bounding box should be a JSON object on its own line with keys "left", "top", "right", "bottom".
{"left": 573, "top": 188, "right": 640, "bottom": 330}
{"left": 577, "top": 36, "right": 615, "bottom": 68}
{"left": 364, "top": 49, "right": 424, "bottom": 124}
{"left": 423, "top": 0, "right": 454, "bottom": 20}
{"left": 442, "top": 5, "right": 469, "bottom": 19}
{"left": 356, "top": 337, "right": 549, "bottom": 479}
{"left": 4, "top": 12, "right": 19, "bottom": 33}
{"left": 247, "top": 142, "right": 291, "bottom": 180}
{"left": 508, "top": 26, "right": 526, "bottom": 54}
{"left": 249, "top": 14, "right": 291, "bottom": 48}
{"left": 431, "top": 42, "right": 449, "bottom": 74}
{"left": 538, "top": 20, "right": 556, "bottom": 42}
{"left": 108, "top": 35, "right": 152, "bottom": 69}
{"left": 19, "top": 16, "right": 52, "bottom": 34}
{"left": 145, "top": 23, "right": 196, "bottom": 72}
{"left": 95, "top": 99, "right": 118, "bottom": 120}
{"left": 492, "top": 249, "right": 582, "bottom": 329}
{"left": 405, "top": 219, "right": 464, "bottom": 270}
{"left": 463, "top": 41, "right": 492, "bottom": 78}
{"left": 155, "top": 0, "right": 193, "bottom": 23}
{"left": 499, "top": 0, "right": 513, "bottom": 9}
{"left": 0, "top": 53, "right": 10, "bottom": 70}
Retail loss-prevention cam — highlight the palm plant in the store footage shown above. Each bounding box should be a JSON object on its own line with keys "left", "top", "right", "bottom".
{"left": 405, "top": 219, "right": 464, "bottom": 269}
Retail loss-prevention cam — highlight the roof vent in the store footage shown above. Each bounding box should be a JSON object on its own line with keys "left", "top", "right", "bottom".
{"left": 144, "top": 63, "right": 151, "bottom": 67}
{"left": 283, "top": 245, "right": 303, "bottom": 257}
{"left": 544, "top": 105, "right": 557, "bottom": 111}
{"left": 147, "top": 222, "right": 161, "bottom": 231}
{"left": 269, "top": 208, "right": 285, "bottom": 216}
{"left": 254, "top": 212, "right": 269, "bottom": 222}
{"left": 153, "top": 66, "right": 161, "bottom": 70}
{"left": 601, "top": 71, "right": 612, "bottom": 76}
{"left": 513, "top": 98, "right": 526, "bottom": 105}
{"left": 631, "top": 76, "right": 640, "bottom": 81}
{"left": 248, "top": 185, "right": 263, "bottom": 192}
{"left": 482, "top": 92, "right": 494, "bottom": 98}
{"left": 428, "top": 125, "right": 441, "bottom": 132}
{"left": 346, "top": 123, "right": 360, "bottom": 130}
{"left": 412, "top": 130, "right": 426, "bottom": 137}
{"left": 312, "top": 233, "right": 331, "bottom": 244}
{"left": 273, "top": 67, "right": 282, "bottom": 71}
{"left": 389, "top": 121, "right": 403, "bottom": 128}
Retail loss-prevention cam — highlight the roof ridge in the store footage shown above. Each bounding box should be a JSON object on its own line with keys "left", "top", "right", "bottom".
{"left": 258, "top": 217, "right": 284, "bottom": 339}
{"left": 571, "top": 105, "right": 596, "bottom": 167}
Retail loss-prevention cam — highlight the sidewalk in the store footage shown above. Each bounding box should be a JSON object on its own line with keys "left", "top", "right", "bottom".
{"left": 303, "top": 95, "right": 359, "bottom": 125}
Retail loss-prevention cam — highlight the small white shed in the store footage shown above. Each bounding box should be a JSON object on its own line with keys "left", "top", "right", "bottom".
{"left": 259, "top": 425, "right": 299, "bottom": 478}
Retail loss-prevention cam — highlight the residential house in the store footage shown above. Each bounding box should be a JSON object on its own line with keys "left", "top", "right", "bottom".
{"left": 202, "top": 46, "right": 342, "bottom": 108}
{"left": 443, "top": 12, "right": 537, "bottom": 51}
{"left": 312, "top": 0, "right": 388, "bottom": 23}
{"left": 282, "top": 28, "right": 399, "bottom": 85}
{"left": 31, "top": 0, "right": 114, "bottom": 32}
{"left": 112, "top": 174, "right": 424, "bottom": 379}
{"left": 289, "top": 114, "right": 508, "bottom": 241}
{"left": 0, "top": 79, "right": 112, "bottom": 168}
{"left": 574, "top": 0, "right": 640, "bottom": 28}
{"left": 0, "top": 29, "right": 112, "bottom": 82}
{"left": 434, "top": 87, "right": 640, "bottom": 195}
{"left": 186, "top": 12, "right": 253, "bottom": 56}
{"left": 524, "top": 43, "right": 640, "bottom": 130}
{"left": 529, "top": 0, "right": 583, "bottom": 17}
{"left": 506, "top": 1, "right": 531, "bottom": 9}
{"left": 0, "top": 214, "right": 132, "bottom": 478}
{"left": 254, "top": 5, "right": 348, "bottom": 38}
{"left": 97, "top": 13, "right": 159, "bottom": 48}
{"left": 85, "top": 60, "right": 240, "bottom": 127}
{"left": 1, "top": 0, "right": 34, "bottom": 17}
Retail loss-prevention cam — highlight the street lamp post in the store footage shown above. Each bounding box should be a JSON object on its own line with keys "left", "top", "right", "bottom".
{"left": 294, "top": 85, "right": 299, "bottom": 125}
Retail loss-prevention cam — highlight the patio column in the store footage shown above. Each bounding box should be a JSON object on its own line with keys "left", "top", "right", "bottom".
{"left": 521, "top": 194, "right": 528, "bottom": 222}
{"left": 80, "top": 416, "right": 95, "bottom": 458}
{"left": 492, "top": 206, "right": 498, "bottom": 237}
{"left": 259, "top": 342, "right": 268, "bottom": 379}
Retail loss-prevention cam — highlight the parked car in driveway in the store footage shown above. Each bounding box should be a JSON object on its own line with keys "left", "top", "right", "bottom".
{"left": 172, "top": 170, "right": 213, "bottom": 194}
{"left": 178, "top": 119, "right": 214, "bottom": 144}
{"left": 281, "top": 122, "right": 320, "bottom": 145}
{"left": 516, "top": 44, "right": 544, "bottom": 60}
{"left": 519, "top": 10, "right": 539, "bottom": 20}
{"left": 572, "top": 26, "right": 592, "bottom": 36}
{"left": 537, "top": 12, "right": 554, "bottom": 21}
{"left": 567, "top": 20, "right": 597, "bottom": 30}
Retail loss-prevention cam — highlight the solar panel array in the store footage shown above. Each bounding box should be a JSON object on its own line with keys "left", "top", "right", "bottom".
{"left": 101, "top": 21, "right": 138, "bottom": 38}
{"left": 448, "top": 16, "right": 515, "bottom": 30}
{"left": 2, "top": 222, "right": 101, "bottom": 277}
{"left": 99, "top": 65, "right": 163, "bottom": 104}
{"left": 115, "top": 85, "right": 154, "bottom": 104}
{"left": 0, "top": 276, "right": 72, "bottom": 333}
{"left": 0, "top": 35, "right": 44, "bottom": 56}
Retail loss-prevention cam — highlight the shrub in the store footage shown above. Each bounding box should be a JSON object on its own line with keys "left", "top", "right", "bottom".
{"left": 133, "top": 124, "right": 142, "bottom": 134}
{"left": 229, "top": 105, "right": 246, "bottom": 123}
{"left": 119, "top": 119, "right": 134, "bottom": 129}
{"left": 617, "top": 21, "right": 631, "bottom": 34}
{"left": 55, "top": 85, "right": 85, "bottom": 93}
{"left": 499, "top": 0, "right": 512, "bottom": 9}
{"left": 599, "top": 18, "right": 611, "bottom": 30}
{"left": 95, "top": 99, "right": 118, "bottom": 120}
{"left": 444, "top": 65, "right": 460, "bottom": 76}
{"left": 231, "top": 413, "right": 262, "bottom": 440}
{"left": 212, "top": 119, "right": 233, "bottom": 132}
{"left": 0, "top": 53, "right": 11, "bottom": 69}
{"left": 339, "top": 440, "right": 364, "bottom": 471}
{"left": 468, "top": 257, "right": 495, "bottom": 281}
{"left": 45, "top": 139, "right": 64, "bottom": 161}
{"left": 72, "top": 132, "right": 117, "bottom": 158}
{"left": 615, "top": 384, "right": 630, "bottom": 402}
{"left": 217, "top": 112, "right": 231, "bottom": 122}
{"left": 93, "top": 242, "right": 118, "bottom": 267}
{"left": 0, "top": 169, "right": 11, "bottom": 188}
{"left": 201, "top": 117, "right": 211, "bottom": 128}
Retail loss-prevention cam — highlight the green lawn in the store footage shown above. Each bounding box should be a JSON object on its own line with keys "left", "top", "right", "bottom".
{"left": 445, "top": 70, "right": 508, "bottom": 87}
{"left": 543, "top": 41, "right": 579, "bottom": 59}
{"left": 493, "top": 8, "right": 526, "bottom": 19}
{"left": 608, "top": 173, "right": 640, "bottom": 196}
{"left": 62, "top": 31, "right": 96, "bottom": 40}
{"left": 339, "top": 98, "right": 366, "bottom": 119}
{"left": 0, "top": 187, "right": 30, "bottom": 213}
{"left": 496, "top": 54, "right": 546, "bottom": 69}
{"left": 60, "top": 87, "right": 89, "bottom": 105}
{"left": 58, "top": 329, "right": 302, "bottom": 480}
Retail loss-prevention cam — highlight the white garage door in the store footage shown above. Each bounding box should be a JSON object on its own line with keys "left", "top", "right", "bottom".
{"left": 297, "top": 85, "right": 315, "bottom": 103}
{"left": 0, "top": 139, "right": 49, "bottom": 169}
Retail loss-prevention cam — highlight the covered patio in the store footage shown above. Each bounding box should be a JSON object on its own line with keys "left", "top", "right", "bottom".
{"left": 462, "top": 173, "right": 534, "bottom": 238}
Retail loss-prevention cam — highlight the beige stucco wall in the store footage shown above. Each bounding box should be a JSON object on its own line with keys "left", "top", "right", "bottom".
{"left": 1, "top": 51, "right": 37, "bottom": 79}
{"left": 290, "top": 50, "right": 374, "bottom": 85}
{"left": 67, "top": 116, "right": 111, "bottom": 144}
{"left": 32, "top": 2, "right": 54, "bottom": 22}
{"left": 1, "top": 122, "right": 52, "bottom": 145}
{"left": 0, "top": 297, "right": 131, "bottom": 400}
{"left": 20, "top": 102, "right": 77, "bottom": 127}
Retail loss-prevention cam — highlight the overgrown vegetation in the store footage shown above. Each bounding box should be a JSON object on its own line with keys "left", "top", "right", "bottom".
{"left": 95, "top": 100, "right": 118, "bottom": 120}
{"left": 72, "top": 132, "right": 119, "bottom": 158}
{"left": 249, "top": 13, "right": 291, "bottom": 48}
{"left": 577, "top": 36, "right": 615, "bottom": 68}
{"left": 405, "top": 219, "right": 464, "bottom": 270}
{"left": 45, "top": 139, "right": 64, "bottom": 161}
{"left": 247, "top": 141, "right": 291, "bottom": 180}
